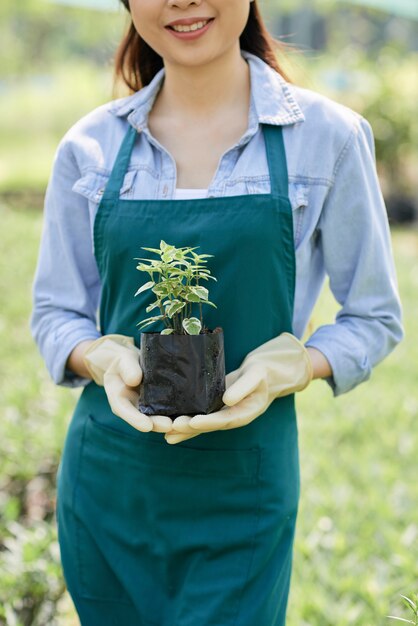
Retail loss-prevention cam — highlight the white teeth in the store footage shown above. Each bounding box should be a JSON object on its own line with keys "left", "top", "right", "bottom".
{"left": 171, "top": 20, "right": 209, "bottom": 32}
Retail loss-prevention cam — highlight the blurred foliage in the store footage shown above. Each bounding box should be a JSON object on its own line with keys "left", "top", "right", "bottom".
{"left": 310, "top": 46, "right": 418, "bottom": 197}
{"left": 1, "top": 50, "right": 416, "bottom": 203}
{"left": 0, "top": 1, "right": 126, "bottom": 195}
{"left": 0, "top": 64, "right": 113, "bottom": 194}
{"left": 0, "top": 0, "right": 417, "bottom": 206}
{"left": 0, "top": 0, "right": 125, "bottom": 76}
{"left": 0, "top": 522, "right": 64, "bottom": 626}
{"left": 291, "top": 226, "right": 418, "bottom": 624}
{"left": 387, "top": 593, "right": 418, "bottom": 624}
{"left": 0, "top": 205, "right": 77, "bottom": 625}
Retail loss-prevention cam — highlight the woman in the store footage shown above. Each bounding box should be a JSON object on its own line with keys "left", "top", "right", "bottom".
{"left": 30, "top": 0, "right": 403, "bottom": 624}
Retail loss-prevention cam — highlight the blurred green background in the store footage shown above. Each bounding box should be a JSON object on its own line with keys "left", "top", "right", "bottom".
{"left": 0, "top": 1, "right": 417, "bottom": 624}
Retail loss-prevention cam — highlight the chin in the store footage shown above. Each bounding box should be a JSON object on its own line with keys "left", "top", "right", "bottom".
{"left": 165, "top": 48, "right": 230, "bottom": 69}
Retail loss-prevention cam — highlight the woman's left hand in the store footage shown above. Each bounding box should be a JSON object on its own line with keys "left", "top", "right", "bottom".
{"left": 164, "top": 333, "right": 314, "bottom": 444}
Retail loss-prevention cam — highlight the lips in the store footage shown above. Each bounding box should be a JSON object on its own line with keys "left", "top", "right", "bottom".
{"left": 166, "top": 17, "right": 214, "bottom": 28}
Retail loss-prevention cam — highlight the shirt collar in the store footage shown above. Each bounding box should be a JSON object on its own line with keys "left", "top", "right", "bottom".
{"left": 110, "top": 50, "right": 305, "bottom": 130}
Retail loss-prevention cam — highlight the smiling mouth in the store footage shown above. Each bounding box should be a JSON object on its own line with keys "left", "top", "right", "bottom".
{"left": 166, "top": 18, "right": 214, "bottom": 33}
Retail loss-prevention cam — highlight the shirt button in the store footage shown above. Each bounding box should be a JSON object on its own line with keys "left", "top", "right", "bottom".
{"left": 162, "top": 184, "right": 168, "bottom": 197}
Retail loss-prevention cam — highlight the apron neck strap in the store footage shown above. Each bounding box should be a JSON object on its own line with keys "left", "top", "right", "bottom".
{"left": 102, "top": 123, "right": 289, "bottom": 203}
{"left": 262, "top": 123, "right": 289, "bottom": 199}
{"left": 102, "top": 124, "right": 138, "bottom": 203}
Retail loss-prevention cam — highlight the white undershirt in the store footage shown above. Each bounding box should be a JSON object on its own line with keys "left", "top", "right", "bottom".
{"left": 174, "top": 188, "right": 208, "bottom": 200}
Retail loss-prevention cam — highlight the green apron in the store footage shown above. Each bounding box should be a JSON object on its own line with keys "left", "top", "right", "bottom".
{"left": 56, "top": 120, "right": 300, "bottom": 626}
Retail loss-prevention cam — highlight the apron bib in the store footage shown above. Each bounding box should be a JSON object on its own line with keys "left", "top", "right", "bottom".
{"left": 56, "top": 122, "right": 300, "bottom": 626}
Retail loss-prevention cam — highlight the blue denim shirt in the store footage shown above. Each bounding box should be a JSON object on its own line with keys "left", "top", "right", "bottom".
{"left": 30, "top": 50, "right": 403, "bottom": 396}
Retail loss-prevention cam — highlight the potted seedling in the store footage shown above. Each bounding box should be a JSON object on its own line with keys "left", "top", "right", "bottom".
{"left": 134, "top": 240, "right": 226, "bottom": 418}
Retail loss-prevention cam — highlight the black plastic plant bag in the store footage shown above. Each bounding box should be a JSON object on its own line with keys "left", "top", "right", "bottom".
{"left": 138, "top": 330, "right": 226, "bottom": 418}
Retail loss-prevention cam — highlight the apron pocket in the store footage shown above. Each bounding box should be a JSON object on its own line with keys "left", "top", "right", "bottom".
{"left": 73, "top": 412, "right": 261, "bottom": 624}
{"left": 85, "top": 412, "right": 260, "bottom": 478}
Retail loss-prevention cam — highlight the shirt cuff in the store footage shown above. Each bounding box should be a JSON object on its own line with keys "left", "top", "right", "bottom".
{"left": 46, "top": 323, "right": 102, "bottom": 387}
{"left": 304, "top": 324, "right": 372, "bottom": 397}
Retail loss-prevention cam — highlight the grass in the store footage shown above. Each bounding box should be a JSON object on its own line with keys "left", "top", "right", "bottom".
{"left": 0, "top": 200, "right": 416, "bottom": 624}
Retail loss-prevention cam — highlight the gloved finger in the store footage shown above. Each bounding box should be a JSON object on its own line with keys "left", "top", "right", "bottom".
{"left": 150, "top": 415, "right": 174, "bottom": 433}
{"left": 110, "top": 396, "right": 153, "bottom": 432}
{"left": 170, "top": 415, "right": 195, "bottom": 433}
{"left": 190, "top": 388, "right": 267, "bottom": 431}
{"left": 189, "top": 404, "right": 238, "bottom": 431}
{"left": 118, "top": 352, "right": 143, "bottom": 387}
{"left": 222, "top": 365, "right": 264, "bottom": 406}
{"left": 165, "top": 432, "right": 201, "bottom": 445}
{"left": 224, "top": 368, "right": 241, "bottom": 389}
{"left": 104, "top": 373, "right": 152, "bottom": 432}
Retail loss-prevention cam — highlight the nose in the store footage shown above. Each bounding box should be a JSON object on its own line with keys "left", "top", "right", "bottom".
{"left": 167, "top": 0, "right": 202, "bottom": 7}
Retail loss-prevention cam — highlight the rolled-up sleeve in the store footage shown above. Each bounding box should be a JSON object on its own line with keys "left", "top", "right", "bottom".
{"left": 30, "top": 137, "right": 102, "bottom": 387}
{"left": 305, "top": 117, "right": 404, "bottom": 396}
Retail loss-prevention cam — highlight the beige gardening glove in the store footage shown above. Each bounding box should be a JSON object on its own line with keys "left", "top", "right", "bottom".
{"left": 165, "top": 332, "right": 313, "bottom": 444}
{"left": 82, "top": 334, "right": 173, "bottom": 433}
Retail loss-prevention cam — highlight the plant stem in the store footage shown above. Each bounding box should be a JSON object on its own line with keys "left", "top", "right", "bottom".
{"left": 196, "top": 276, "right": 203, "bottom": 324}
{"left": 157, "top": 265, "right": 171, "bottom": 330}
{"left": 158, "top": 301, "right": 170, "bottom": 329}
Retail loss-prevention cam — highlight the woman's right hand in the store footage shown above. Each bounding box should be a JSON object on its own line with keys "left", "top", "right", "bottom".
{"left": 81, "top": 335, "right": 173, "bottom": 433}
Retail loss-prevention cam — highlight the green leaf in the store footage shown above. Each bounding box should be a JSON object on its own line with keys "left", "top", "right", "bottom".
{"left": 401, "top": 596, "right": 417, "bottom": 612}
{"left": 137, "top": 321, "right": 158, "bottom": 329}
{"left": 136, "top": 315, "right": 164, "bottom": 328}
{"left": 140, "top": 247, "right": 161, "bottom": 254}
{"left": 166, "top": 264, "right": 184, "bottom": 271}
{"left": 196, "top": 274, "right": 217, "bottom": 282}
{"left": 205, "top": 300, "right": 217, "bottom": 308}
{"left": 190, "top": 285, "right": 208, "bottom": 300}
{"left": 153, "top": 284, "right": 170, "bottom": 295}
{"left": 160, "top": 240, "right": 168, "bottom": 250}
{"left": 136, "top": 258, "right": 161, "bottom": 264}
{"left": 145, "top": 301, "right": 160, "bottom": 313}
{"left": 161, "top": 328, "right": 174, "bottom": 335}
{"left": 166, "top": 301, "right": 186, "bottom": 318}
{"left": 193, "top": 270, "right": 217, "bottom": 281}
{"left": 386, "top": 618, "right": 414, "bottom": 623}
{"left": 136, "top": 262, "right": 162, "bottom": 273}
{"left": 182, "top": 317, "right": 202, "bottom": 335}
{"left": 185, "top": 292, "right": 201, "bottom": 302}
{"left": 162, "top": 250, "right": 176, "bottom": 263}
{"left": 134, "top": 281, "right": 155, "bottom": 296}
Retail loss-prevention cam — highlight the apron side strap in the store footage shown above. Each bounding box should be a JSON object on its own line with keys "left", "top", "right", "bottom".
{"left": 262, "top": 124, "right": 289, "bottom": 199}
{"left": 102, "top": 125, "right": 138, "bottom": 203}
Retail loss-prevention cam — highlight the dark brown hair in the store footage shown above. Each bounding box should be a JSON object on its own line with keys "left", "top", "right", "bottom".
{"left": 115, "top": 1, "right": 291, "bottom": 93}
